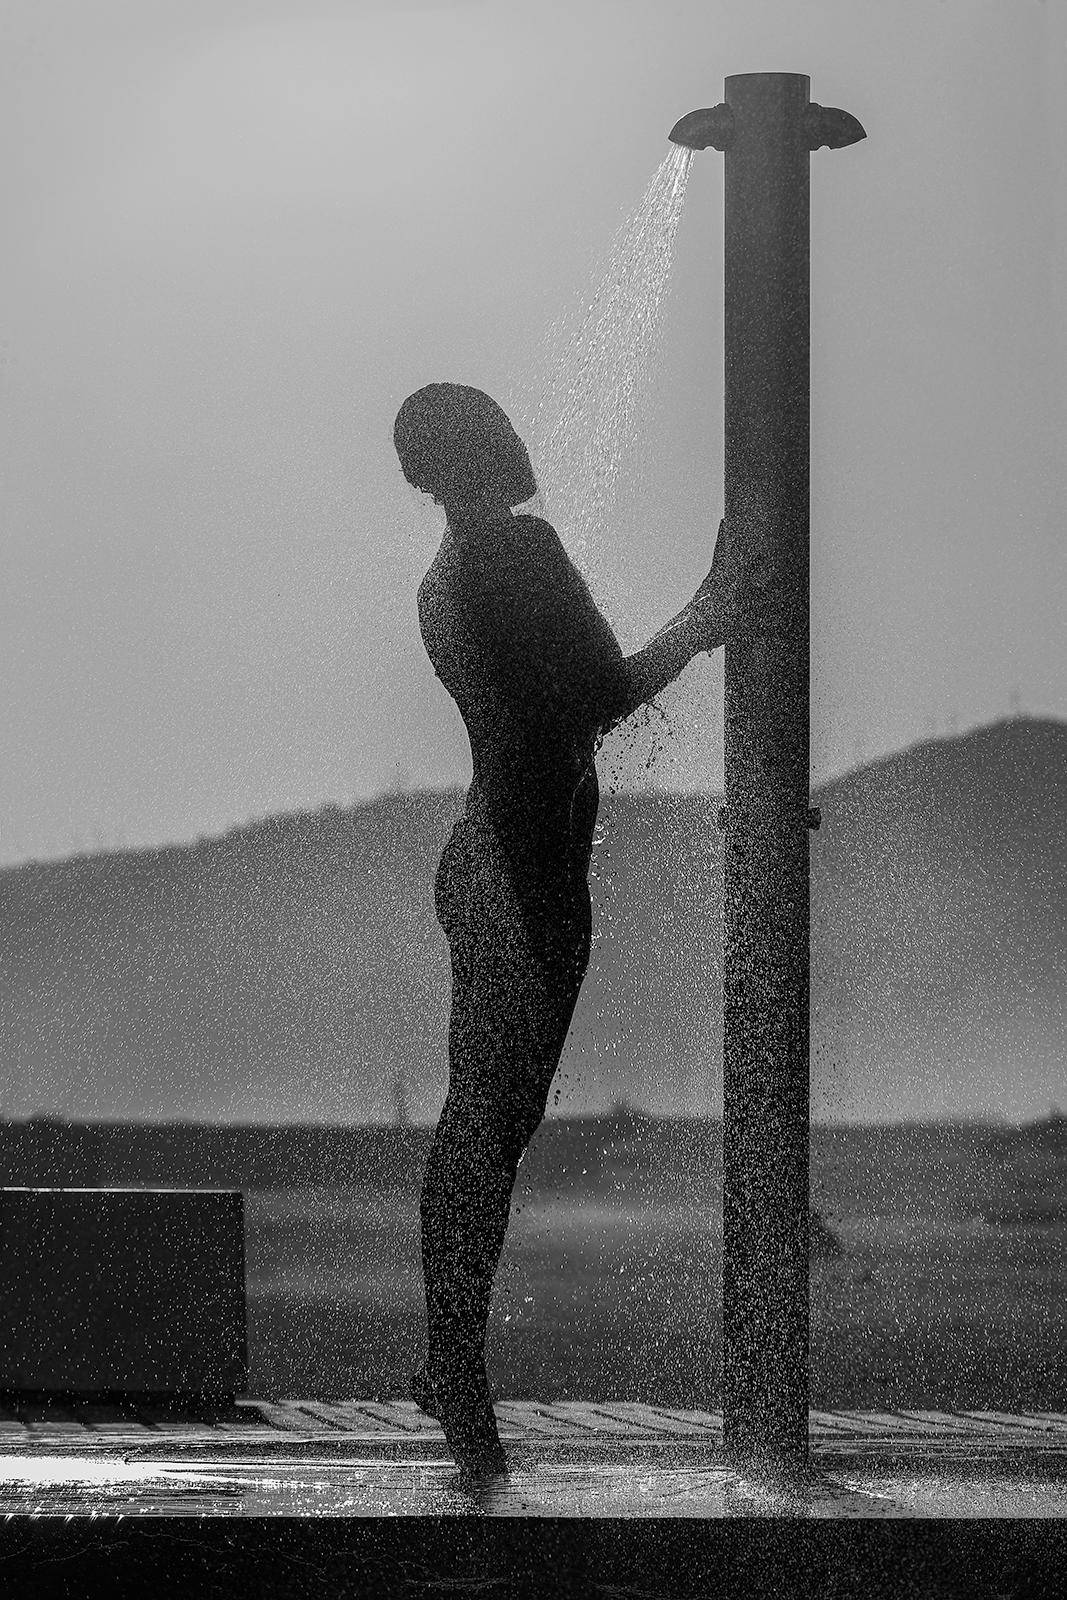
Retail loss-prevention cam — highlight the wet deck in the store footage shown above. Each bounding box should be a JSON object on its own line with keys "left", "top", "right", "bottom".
{"left": 2, "top": 1400, "right": 1066, "bottom": 1518}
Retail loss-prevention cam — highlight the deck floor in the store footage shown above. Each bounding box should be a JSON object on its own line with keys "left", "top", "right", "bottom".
{"left": 2, "top": 1402, "right": 1066, "bottom": 1517}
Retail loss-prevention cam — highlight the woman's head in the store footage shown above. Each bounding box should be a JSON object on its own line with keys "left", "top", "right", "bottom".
{"left": 394, "top": 383, "right": 536, "bottom": 512}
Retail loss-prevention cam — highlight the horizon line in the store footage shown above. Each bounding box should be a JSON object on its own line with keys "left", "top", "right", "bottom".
{"left": 2, "top": 1108, "right": 1060, "bottom": 1134}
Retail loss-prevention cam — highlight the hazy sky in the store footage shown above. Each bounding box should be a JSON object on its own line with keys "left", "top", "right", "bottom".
{"left": 3, "top": 0, "right": 1065, "bottom": 865}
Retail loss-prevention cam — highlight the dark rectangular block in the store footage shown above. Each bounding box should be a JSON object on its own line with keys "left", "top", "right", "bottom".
{"left": 0, "top": 1188, "right": 246, "bottom": 1399}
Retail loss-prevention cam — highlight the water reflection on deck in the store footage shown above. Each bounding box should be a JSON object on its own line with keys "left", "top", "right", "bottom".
{"left": 1, "top": 1402, "right": 1066, "bottom": 1518}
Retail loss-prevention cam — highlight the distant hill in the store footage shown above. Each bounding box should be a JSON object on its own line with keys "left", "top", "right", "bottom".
{"left": 810, "top": 717, "right": 1067, "bottom": 1120}
{"left": 1, "top": 717, "right": 1064, "bottom": 1124}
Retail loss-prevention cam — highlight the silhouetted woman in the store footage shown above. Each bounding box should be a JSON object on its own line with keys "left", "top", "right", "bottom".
{"left": 393, "top": 382, "right": 747, "bottom": 1477}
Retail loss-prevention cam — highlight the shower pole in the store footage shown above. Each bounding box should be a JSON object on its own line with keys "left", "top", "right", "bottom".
{"left": 670, "top": 75, "right": 865, "bottom": 1469}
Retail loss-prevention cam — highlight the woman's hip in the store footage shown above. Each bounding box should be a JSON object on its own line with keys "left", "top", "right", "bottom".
{"left": 436, "top": 820, "right": 591, "bottom": 970}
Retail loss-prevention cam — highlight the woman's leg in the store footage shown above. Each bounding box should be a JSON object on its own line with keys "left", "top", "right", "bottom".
{"left": 417, "top": 934, "right": 585, "bottom": 1464}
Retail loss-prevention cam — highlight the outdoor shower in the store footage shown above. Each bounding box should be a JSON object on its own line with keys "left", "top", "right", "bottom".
{"left": 671, "top": 73, "right": 865, "bottom": 1470}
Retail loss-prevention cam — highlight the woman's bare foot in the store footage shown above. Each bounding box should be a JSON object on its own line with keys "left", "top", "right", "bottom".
{"left": 410, "top": 1360, "right": 507, "bottom": 1478}
{"left": 442, "top": 1407, "right": 508, "bottom": 1481}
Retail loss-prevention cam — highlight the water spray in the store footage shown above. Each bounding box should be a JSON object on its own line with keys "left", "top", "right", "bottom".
{"left": 529, "top": 146, "right": 694, "bottom": 620}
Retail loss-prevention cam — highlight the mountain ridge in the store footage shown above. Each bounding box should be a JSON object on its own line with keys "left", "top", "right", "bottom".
{"left": 2, "top": 716, "right": 1063, "bottom": 1125}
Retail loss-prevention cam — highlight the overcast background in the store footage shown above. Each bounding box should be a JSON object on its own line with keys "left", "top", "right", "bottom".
{"left": 2, "top": 0, "right": 1065, "bottom": 866}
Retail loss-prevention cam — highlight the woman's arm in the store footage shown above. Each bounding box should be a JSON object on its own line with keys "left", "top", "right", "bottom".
{"left": 461, "top": 516, "right": 627, "bottom": 740}
{"left": 598, "top": 601, "right": 717, "bottom": 735}
{"left": 598, "top": 518, "right": 750, "bottom": 735}
{"left": 459, "top": 514, "right": 753, "bottom": 745}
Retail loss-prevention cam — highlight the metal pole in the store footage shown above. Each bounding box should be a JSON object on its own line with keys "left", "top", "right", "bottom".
{"left": 670, "top": 76, "right": 865, "bottom": 1469}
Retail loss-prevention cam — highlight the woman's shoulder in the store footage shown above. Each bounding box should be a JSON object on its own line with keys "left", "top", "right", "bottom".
{"left": 511, "top": 512, "right": 558, "bottom": 538}
{"left": 508, "top": 513, "right": 569, "bottom": 566}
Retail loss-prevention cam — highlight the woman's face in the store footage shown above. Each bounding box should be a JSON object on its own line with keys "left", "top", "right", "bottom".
{"left": 427, "top": 441, "right": 538, "bottom": 516}
{"left": 393, "top": 386, "right": 537, "bottom": 511}
{"left": 509, "top": 439, "right": 538, "bottom": 508}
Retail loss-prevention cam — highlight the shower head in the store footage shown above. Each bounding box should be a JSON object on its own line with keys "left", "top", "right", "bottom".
{"left": 669, "top": 101, "right": 865, "bottom": 153}
{"left": 668, "top": 105, "right": 734, "bottom": 151}
{"left": 803, "top": 105, "right": 866, "bottom": 150}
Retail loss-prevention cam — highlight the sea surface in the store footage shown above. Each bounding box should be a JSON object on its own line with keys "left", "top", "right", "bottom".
{"left": 243, "top": 1128, "right": 1066, "bottom": 1406}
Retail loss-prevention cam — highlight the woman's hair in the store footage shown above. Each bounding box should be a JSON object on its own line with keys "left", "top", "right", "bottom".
{"left": 394, "top": 383, "right": 536, "bottom": 508}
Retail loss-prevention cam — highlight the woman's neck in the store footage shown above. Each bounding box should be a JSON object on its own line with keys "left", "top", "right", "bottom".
{"left": 444, "top": 501, "right": 512, "bottom": 539}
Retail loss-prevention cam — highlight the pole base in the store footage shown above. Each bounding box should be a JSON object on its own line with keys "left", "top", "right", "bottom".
{"left": 723, "top": 1434, "right": 812, "bottom": 1486}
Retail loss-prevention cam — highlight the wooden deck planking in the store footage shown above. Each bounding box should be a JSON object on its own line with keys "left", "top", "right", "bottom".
{"left": 493, "top": 1402, "right": 592, "bottom": 1437}
{"left": 1, "top": 1400, "right": 1065, "bottom": 1518}
{"left": 342, "top": 1401, "right": 438, "bottom": 1433}
{"left": 241, "top": 1400, "right": 328, "bottom": 1433}
{"left": 289, "top": 1400, "right": 432, "bottom": 1437}
{"left": 898, "top": 1410, "right": 1050, "bottom": 1436}
{"left": 809, "top": 1412, "right": 918, "bottom": 1439}
{"left": 0, "top": 1401, "right": 1064, "bottom": 1451}
{"left": 967, "top": 1410, "right": 1067, "bottom": 1433}
{"left": 572, "top": 1403, "right": 699, "bottom": 1435}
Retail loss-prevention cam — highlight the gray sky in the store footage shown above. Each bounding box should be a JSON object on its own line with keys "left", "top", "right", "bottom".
{"left": 3, "top": 0, "right": 1065, "bottom": 865}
